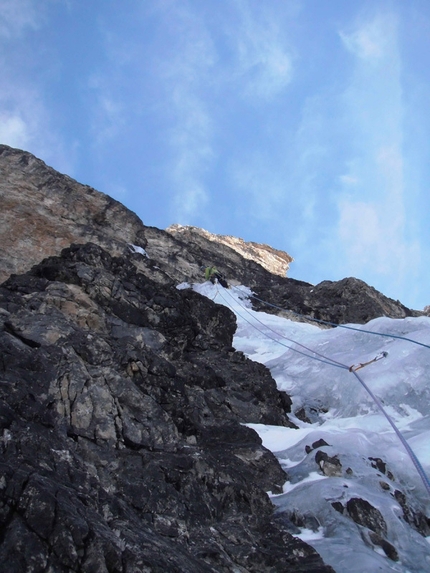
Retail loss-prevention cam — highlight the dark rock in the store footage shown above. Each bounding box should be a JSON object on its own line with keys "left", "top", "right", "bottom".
{"left": 250, "top": 275, "right": 419, "bottom": 324}
{"left": 285, "top": 510, "right": 321, "bottom": 532}
{"left": 312, "top": 438, "right": 330, "bottom": 449}
{"left": 368, "top": 532, "right": 399, "bottom": 562}
{"left": 331, "top": 502, "right": 344, "bottom": 514}
{"left": 0, "top": 242, "right": 334, "bottom": 572}
{"left": 369, "top": 456, "right": 387, "bottom": 474}
{"left": 393, "top": 489, "right": 430, "bottom": 537}
{"left": 296, "top": 407, "right": 312, "bottom": 424}
{"left": 306, "top": 438, "right": 331, "bottom": 454}
{"left": 315, "top": 451, "right": 342, "bottom": 477}
{"left": 346, "top": 498, "right": 387, "bottom": 537}
{"left": 295, "top": 403, "right": 329, "bottom": 424}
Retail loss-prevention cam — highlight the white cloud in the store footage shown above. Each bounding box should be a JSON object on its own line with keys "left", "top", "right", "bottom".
{"left": 88, "top": 74, "right": 125, "bottom": 146}
{"left": 84, "top": 2, "right": 216, "bottom": 221}
{"left": 339, "top": 174, "right": 359, "bottom": 186}
{"left": 329, "top": 8, "right": 423, "bottom": 300}
{"left": 232, "top": 1, "right": 293, "bottom": 100}
{"left": 0, "top": 113, "right": 30, "bottom": 148}
{"left": 169, "top": 89, "right": 213, "bottom": 221}
{"left": 338, "top": 200, "right": 387, "bottom": 272}
{"left": 340, "top": 21, "right": 386, "bottom": 60}
{"left": 0, "top": 62, "right": 53, "bottom": 157}
{"left": 0, "top": 0, "right": 51, "bottom": 38}
{"left": 337, "top": 196, "right": 421, "bottom": 298}
{"left": 0, "top": 1, "right": 73, "bottom": 174}
{"left": 152, "top": 5, "right": 216, "bottom": 222}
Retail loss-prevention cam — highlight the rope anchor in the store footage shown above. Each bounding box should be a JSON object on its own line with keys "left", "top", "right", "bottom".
{"left": 349, "top": 351, "right": 388, "bottom": 372}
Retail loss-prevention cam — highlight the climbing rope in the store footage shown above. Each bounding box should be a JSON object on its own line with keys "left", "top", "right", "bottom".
{"left": 215, "top": 284, "right": 430, "bottom": 498}
{"left": 351, "top": 369, "right": 430, "bottom": 497}
{"left": 216, "top": 287, "right": 347, "bottom": 370}
{"left": 217, "top": 287, "right": 347, "bottom": 369}
{"left": 231, "top": 287, "right": 430, "bottom": 351}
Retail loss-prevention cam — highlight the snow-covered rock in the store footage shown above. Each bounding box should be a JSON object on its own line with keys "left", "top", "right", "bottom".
{"left": 194, "top": 282, "right": 430, "bottom": 573}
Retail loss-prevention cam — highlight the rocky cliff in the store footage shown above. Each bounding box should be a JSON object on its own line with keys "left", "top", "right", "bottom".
{"left": 166, "top": 224, "right": 294, "bottom": 277}
{"left": 0, "top": 144, "right": 417, "bottom": 326}
{"left": 0, "top": 242, "right": 336, "bottom": 572}
{"left": 0, "top": 145, "right": 419, "bottom": 572}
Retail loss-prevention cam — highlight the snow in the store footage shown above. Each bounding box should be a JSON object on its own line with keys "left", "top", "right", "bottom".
{"left": 245, "top": 423, "right": 315, "bottom": 453}
{"left": 190, "top": 282, "right": 430, "bottom": 573}
{"left": 128, "top": 244, "right": 148, "bottom": 257}
{"left": 295, "top": 526, "right": 325, "bottom": 542}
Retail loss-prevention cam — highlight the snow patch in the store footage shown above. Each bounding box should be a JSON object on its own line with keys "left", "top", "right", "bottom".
{"left": 128, "top": 244, "right": 148, "bottom": 257}
{"left": 293, "top": 526, "right": 325, "bottom": 542}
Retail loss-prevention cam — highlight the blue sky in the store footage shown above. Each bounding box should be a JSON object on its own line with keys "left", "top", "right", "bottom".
{"left": 1, "top": 0, "right": 429, "bottom": 310}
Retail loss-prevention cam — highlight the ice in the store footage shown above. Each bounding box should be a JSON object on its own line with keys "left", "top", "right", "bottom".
{"left": 190, "top": 282, "right": 430, "bottom": 572}
{"left": 245, "top": 423, "right": 316, "bottom": 453}
{"left": 293, "top": 526, "right": 325, "bottom": 541}
{"left": 128, "top": 243, "right": 148, "bottom": 257}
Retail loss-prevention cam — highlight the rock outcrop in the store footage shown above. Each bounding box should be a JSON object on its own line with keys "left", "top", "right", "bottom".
{"left": 167, "top": 224, "right": 294, "bottom": 277}
{"left": 0, "top": 145, "right": 146, "bottom": 286}
{"left": 0, "top": 145, "right": 418, "bottom": 326}
{"left": 250, "top": 275, "right": 418, "bottom": 324}
{"left": 0, "top": 242, "right": 333, "bottom": 572}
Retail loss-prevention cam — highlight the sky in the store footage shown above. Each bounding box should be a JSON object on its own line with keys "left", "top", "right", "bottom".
{"left": 1, "top": 0, "right": 430, "bottom": 310}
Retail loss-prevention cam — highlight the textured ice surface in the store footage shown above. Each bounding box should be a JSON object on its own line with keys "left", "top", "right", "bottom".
{"left": 193, "top": 282, "right": 430, "bottom": 573}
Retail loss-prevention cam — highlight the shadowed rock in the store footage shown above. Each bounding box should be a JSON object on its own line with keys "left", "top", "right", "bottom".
{"left": 0, "top": 242, "right": 334, "bottom": 572}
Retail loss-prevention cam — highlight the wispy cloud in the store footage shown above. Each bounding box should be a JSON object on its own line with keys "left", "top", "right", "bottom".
{"left": 281, "top": 6, "right": 423, "bottom": 306}
{"left": 79, "top": 2, "right": 216, "bottom": 221}
{"left": 169, "top": 90, "right": 213, "bottom": 221}
{"left": 0, "top": 0, "right": 72, "bottom": 172}
{"left": 0, "top": 112, "right": 30, "bottom": 148}
{"left": 339, "top": 174, "right": 359, "bottom": 186}
{"left": 333, "top": 10, "right": 421, "bottom": 300}
{"left": 91, "top": 1, "right": 295, "bottom": 225}
{"left": 210, "top": 1, "right": 297, "bottom": 234}
{"left": 339, "top": 14, "right": 390, "bottom": 60}
{"left": 151, "top": 3, "right": 217, "bottom": 223}
{"left": 0, "top": 83, "right": 72, "bottom": 174}
{"left": 0, "top": 0, "right": 43, "bottom": 38}
{"left": 0, "top": 78, "right": 50, "bottom": 155}
{"left": 87, "top": 74, "right": 125, "bottom": 147}
{"left": 0, "top": 0, "right": 44, "bottom": 150}
{"left": 230, "top": 0, "right": 294, "bottom": 100}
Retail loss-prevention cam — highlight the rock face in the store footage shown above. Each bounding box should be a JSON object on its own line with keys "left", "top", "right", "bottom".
{"left": 167, "top": 224, "right": 294, "bottom": 277}
{"left": 1, "top": 145, "right": 417, "bottom": 325}
{"left": 0, "top": 145, "right": 420, "bottom": 570}
{"left": 0, "top": 242, "right": 333, "bottom": 572}
{"left": 0, "top": 145, "right": 146, "bottom": 285}
{"left": 250, "top": 275, "right": 418, "bottom": 324}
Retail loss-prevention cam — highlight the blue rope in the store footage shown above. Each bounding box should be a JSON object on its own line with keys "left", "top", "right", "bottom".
{"left": 351, "top": 370, "right": 430, "bottom": 497}
{"left": 219, "top": 287, "right": 347, "bottom": 369}
{"left": 216, "top": 284, "right": 430, "bottom": 498}
{"left": 234, "top": 288, "right": 430, "bottom": 351}
{"left": 216, "top": 288, "right": 346, "bottom": 369}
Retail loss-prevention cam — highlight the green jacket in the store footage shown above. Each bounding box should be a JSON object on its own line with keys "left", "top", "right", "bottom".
{"left": 204, "top": 266, "right": 218, "bottom": 281}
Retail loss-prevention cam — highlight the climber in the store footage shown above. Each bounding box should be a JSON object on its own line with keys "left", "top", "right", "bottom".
{"left": 203, "top": 266, "right": 229, "bottom": 288}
